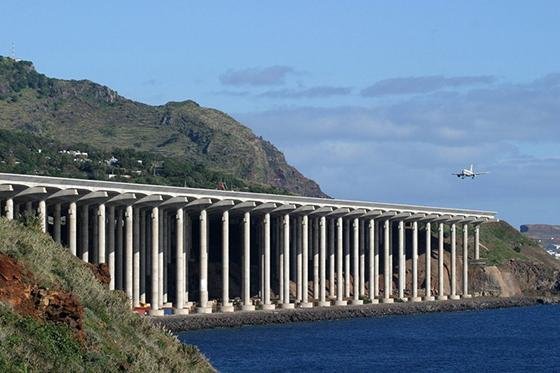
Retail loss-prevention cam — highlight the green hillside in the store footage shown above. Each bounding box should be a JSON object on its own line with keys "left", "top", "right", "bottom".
{"left": 0, "top": 56, "right": 326, "bottom": 198}
{"left": 0, "top": 217, "right": 213, "bottom": 372}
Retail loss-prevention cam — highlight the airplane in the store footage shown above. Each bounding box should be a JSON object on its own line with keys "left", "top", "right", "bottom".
{"left": 453, "top": 164, "right": 489, "bottom": 179}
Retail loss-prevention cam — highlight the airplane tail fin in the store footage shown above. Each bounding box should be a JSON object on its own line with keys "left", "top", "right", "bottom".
{"left": 469, "top": 164, "right": 474, "bottom": 172}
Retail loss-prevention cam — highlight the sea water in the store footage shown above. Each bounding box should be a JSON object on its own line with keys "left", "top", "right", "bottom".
{"left": 178, "top": 305, "right": 560, "bottom": 372}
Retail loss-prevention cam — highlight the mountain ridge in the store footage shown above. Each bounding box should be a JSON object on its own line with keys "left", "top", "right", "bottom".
{"left": 0, "top": 56, "right": 327, "bottom": 197}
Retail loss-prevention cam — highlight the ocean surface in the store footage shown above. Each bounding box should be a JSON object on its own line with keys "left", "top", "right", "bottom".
{"left": 178, "top": 305, "right": 560, "bottom": 372}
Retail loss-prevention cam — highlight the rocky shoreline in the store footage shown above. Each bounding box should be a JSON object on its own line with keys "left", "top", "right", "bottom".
{"left": 151, "top": 296, "right": 560, "bottom": 333}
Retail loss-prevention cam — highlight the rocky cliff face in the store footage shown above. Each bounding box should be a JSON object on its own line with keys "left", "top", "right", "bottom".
{"left": 0, "top": 56, "right": 326, "bottom": 197}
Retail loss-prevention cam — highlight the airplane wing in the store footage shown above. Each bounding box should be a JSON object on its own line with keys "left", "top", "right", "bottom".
{"left": 475, "top": 172, "right": 489, "bottom": 175}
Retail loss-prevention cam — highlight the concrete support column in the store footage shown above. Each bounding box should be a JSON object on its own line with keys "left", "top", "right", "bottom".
{"left": 328, "top": 219, "right": 336, "bottom": 299}
{"left": 149, "top": 207, "right": 162, "bottom": 316}
{"left": 398, "top": 220, "right": 407, "bottom": 301}
{"left": 335, "top": 217, "right": 346, "bottom": 306}
{"left": 281, "top": 214, "right": 293, "bottom": 309}
{"left": 184, "top": 214, "right": 191, "bottom": 306}
{"left": 98, "top": 204, "right": 106, "bottom": 264}
{"left": 344, "top": 219, "right": 351, "bottom": 298}
{"left": 313, "top": 218, "right": 319, "bottom": 300}
{"left": 38, "top": 199, "right": 47, "bottom": 233}
{"left": 26, "top": 201, "right": 33, "bottom": 215}
{"left": 368, "top": 219, "right": 378, "bottom": 303}
{"left": 437, "top": 223, "right": 447, "bottom": 300}
{"left": 124, "top": 205, "right": 133, "bottom": 304}
{"left": 133, "top": 208, "right": 140, "bottom": 308}
{"left": 161, "top": 212, "right": 167, "bottom": 305}
{"left": 242, "top": 211, "right": 254, "bottom": 311}
{"left": 198, "top": 209, "right": 211, "bottom": 313}
{"left": 278, "top": 218, "right": 284, "bottom": 304}
{"left": 108, "top": 206, "right": 115, "bottom": 290}
{"left": 351, "top": 218, "right": 363, "bottom": 305}
{"left": 450, "top": 223, "right": 459, "bottom": 300}
{"left": 411, "top": 221, "right": 421, "bottom": 302}
{"left": 81, "top": 205, "right": 89, "bottom": 262}
{"left": 382, "top": 219, "right": 393, "bottom": 303}
{"left": 296, "top": 216, "right": 303, "bottom": 303}
{"left": 462, "top": 224, "right": 471, "bottom": 298}
{"left": 374, "top": 221, "right": 379, "bottom": 298}
{"left": 424, "top": 222, "right": 435, "bottom": 301}
{"left": 475, "top": 225, "right": 480, "bottom": 260}
{"left": 174, "top": 208, "right": 188, "bottom": 314}
{"left": 5, "top": 198, "right": 14, "bottom": 220}
{"left": 116, "top": 210, "right": 124, "bottom": 290}
{"left": 140, "top": 210, "right": 146, "bottom": 304}
{"left": 318, "top": 216, "right": 329, "bottom": 307}
{"left": 359, "top": 220, "right": 365, "bottom": 297}
{"left": 220, "top": 210, "right": 233, "bottom": 312}
{"left": 54, "top": 203, "right": 62, "bottom": 244}
{"left": 68, "top": 202, "right": 77, "bottom": 256}
{"left": 301, "top": 215, "right": 312, "bottom": 308}
{"left": 263, "top": 213, "right": 275, "bottom": 310}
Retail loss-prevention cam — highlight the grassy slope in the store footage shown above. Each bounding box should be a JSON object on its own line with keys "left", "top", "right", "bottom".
{"left": 0, "top": 218, "right": 213, "bottom": 372}
{"left": 480, "top": 221, "right": 560, "bottom": 269}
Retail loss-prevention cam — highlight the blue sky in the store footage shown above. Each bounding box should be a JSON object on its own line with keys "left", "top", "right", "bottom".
{"left": 1, "top": 1, "right": 559, "bottom": 227}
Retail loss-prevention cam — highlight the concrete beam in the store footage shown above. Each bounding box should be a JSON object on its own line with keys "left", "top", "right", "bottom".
{"left": 252, "top": 202, "right": 278, "bottom": 215}
{"left": 361, "top": 209, "right": 383, "bottom": 219}
{"left": 270, "top": 204, "right": 296, "bottom": 215}
{"left": 47, "top": 188, "right": 80, "bottom": 202}
{"left": 292, "top": 205, "right": 315, "bottom": 215}
{"left": 185, "top": 198, "right": 213, "bottom": 211}
{"left": 377, "top": 211, "right": 397, "bottom": 220}
{"left": 418, "top": 214, "right": 439, "bottom": 222}
{"left": 344, "top": 208, "right": 367, "bottom": 219}
{"left": 106, "top": 192, "right": 137, "bottom": 206}
{"left": 309, "top": 206, "right": 333, "bottom": 217}
{"left": 134, "top": 194, "right": 164, "bottom": 207}
{"left": 390, "top": 212, "right": 412, "bottom": 220}
{"left": 404, "top": 213, "right": 426, "bottom": 222}
{"left": 229, "top": 201, "right": 257, "bottom": 213}
{"left": 15, "top": 186, "right": 48, "bottom": 200}
{"left": 78, "top": 191, "right": 109, "bottom": 205}
{"left": 327, "top": 207, "right": 350, "bottom": 218}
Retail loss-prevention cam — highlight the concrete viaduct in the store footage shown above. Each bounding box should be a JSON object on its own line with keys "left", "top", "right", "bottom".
{"left": 0, "top": 173, "right": 496, "bottom": 316}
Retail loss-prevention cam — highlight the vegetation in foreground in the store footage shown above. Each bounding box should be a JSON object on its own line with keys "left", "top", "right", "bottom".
{"left": 0, "top": 218, "right": 213, "bottom": 372}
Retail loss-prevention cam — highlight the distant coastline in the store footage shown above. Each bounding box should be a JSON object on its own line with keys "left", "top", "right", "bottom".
{"left": 152, "top": 296, "right": 560, "bottom": 332}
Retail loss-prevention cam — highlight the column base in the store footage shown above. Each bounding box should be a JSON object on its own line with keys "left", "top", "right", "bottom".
{"left": 334, "top": 300, "right": 348, "bottom": 306}
{"left": 397, "top": 297, "right": 408, "bottom": 303}
{"left": 241, "top": 304, "right": 255, "bottom": 311}
{"left": 449, "top": 295, "right": 461, "bottom": 300}
{"left": 381, "top": 298, "right": 394, "bottom": 304}
{"left": 436, "top": 295, "right": 448, "bottom": 301}
{"left": 163, "top": 302, "right": 173, "bottom": 308}
{"left": 185, "top": 301, "right": 194, "bottom": 307}
{"left": 350, "top": 299, "right": 363, "bottom": 305}
{"left": 409, "top": 297, "right": 422, "bottom": 303}
{"left": 173, "top": 308, "right": 190, "bottom": 315}
{"left": 281, "top": 303, "right": 295, "bottom": 309}
{"left": 196, "top": 306, "right": 212, "bottom": 314}
{"left": 423, "top": 296, "right": 436, "bottom": 301}
{"left": 318, "top": 301, "right": 331, "bottom": 307}
{"left": 149, "top": 309, "right": 164, "bottom": 316}
{"left": 299, "top": 302, "right": 313, "bottom": 308}
{"left": 462, "top": 294, "right": 472, "bottom": 299}
{"left": 220, "top": 304, "right": 235, "bottom": 313}
{"left": 262, "top": 304, "right": 276, "bottom": 310}
{"left": 370, "top": 298, "right": 379, "bottom": 304}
